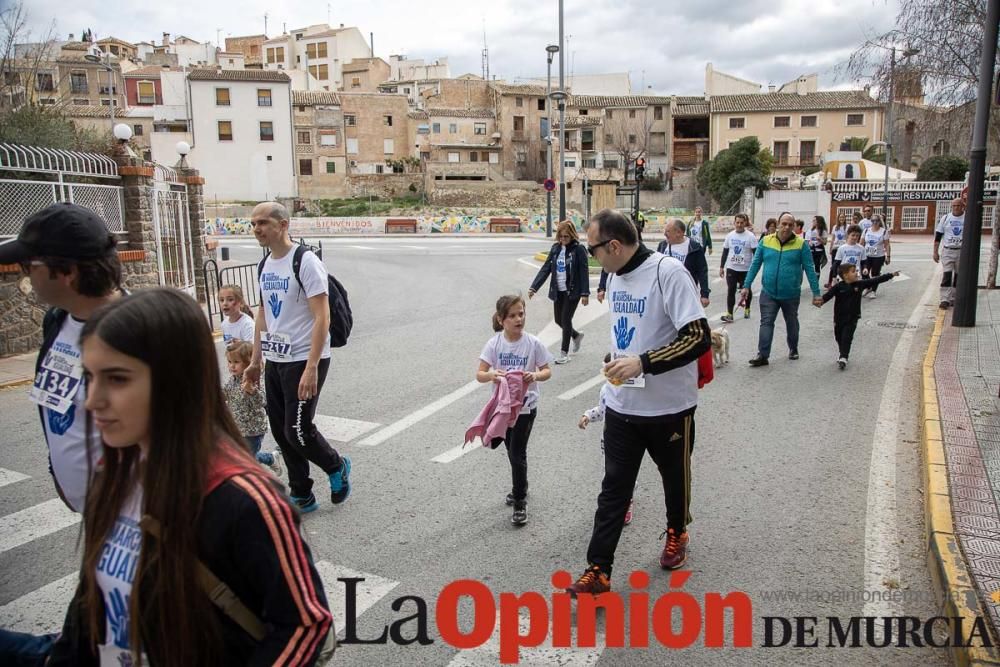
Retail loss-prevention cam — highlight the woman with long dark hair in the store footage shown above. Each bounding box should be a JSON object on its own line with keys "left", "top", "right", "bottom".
{"left": 529, "top": 220, "right": 590, "bottom": 364}
{"left": 48, "top": 288, "right": 332, "bottom": 666}
{"left": 807, "top": 215, "right": 828, "bottom": 276}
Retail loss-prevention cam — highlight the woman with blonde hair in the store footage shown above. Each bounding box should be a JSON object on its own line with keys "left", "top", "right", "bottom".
{"left": 529, "top": 220, "right": 590, "bottom": 364}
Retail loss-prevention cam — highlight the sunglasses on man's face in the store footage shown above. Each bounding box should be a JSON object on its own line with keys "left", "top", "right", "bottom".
{"left": 587, "top": 239, "right": 612, "bottom": 257}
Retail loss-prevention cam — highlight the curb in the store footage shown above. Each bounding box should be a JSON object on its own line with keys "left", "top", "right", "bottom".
{"left": 0, "top": 377, "right": 32, "bottom": 390}
{"left": 922, "top": 310, "right": 1000, "bottom": 665}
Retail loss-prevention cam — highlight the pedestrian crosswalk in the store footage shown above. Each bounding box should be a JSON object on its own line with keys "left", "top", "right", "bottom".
{"left": 0, "top": 498, "right": 80, "bottom": 555}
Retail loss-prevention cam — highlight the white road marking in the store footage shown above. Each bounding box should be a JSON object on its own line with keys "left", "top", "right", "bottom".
{"left": 446, "top": 611, "right": 604, "bottom": 666}
{"left": 431, "top": 442, "right": 479, "bottom": 464}
{"left": 0, "top": 498, "right": 80, "bottom": 555}
{"left": 0, "top": 467, "right": 30, "bottom": 489}
{"left": 347, "top": 245, "right": 376, "bottom": 250}
{"left": 398, "top": 245, "right": 427, "bottom": 250}
{"left": 863, "top": 268, "right": 938, "bottom": 621}
{"left": 313, "top": 561, "right": 399, "bottom": 639}
{"left": 558, "top": 374, "right": 606, "bottom": 401}
{"left": 893, "top": 272, "right": 911, "bottom": 282}
{"left": 0, "top": 571, "right": 79, "bottom": 634}
{"left": 313, "top": 415, "right": 381, "bottom": 442}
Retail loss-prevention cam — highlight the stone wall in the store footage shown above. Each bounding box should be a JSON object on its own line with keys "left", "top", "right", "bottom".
{"left": 346, "top": 174, "right": 423, "bottom": 199}
{"left": 0, "top": 271, "right": 46, "bottom": 356}
{"left": 429, "top": 183, "right": 547, "bottom": 209}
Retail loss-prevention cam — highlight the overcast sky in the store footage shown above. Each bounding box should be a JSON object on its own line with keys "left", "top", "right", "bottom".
{"left": 19, "top": 0, "right": 899, "bottom": 95}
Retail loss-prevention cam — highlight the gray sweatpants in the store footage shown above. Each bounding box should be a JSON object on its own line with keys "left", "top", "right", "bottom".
{"left": 940, "top": 246, "right": 961, "bottom": 304}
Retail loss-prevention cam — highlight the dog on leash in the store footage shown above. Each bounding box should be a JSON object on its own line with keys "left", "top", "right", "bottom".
{"left": 711, "top": 326, "right": 730, "bottom": 367}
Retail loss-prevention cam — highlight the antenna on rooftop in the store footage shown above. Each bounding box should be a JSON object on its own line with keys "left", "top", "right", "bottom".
{"left": 481, "top": 19, "right": 490, "bottom": 81}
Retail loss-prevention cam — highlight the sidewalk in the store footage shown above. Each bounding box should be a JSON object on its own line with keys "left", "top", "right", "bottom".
{"left": 925, "top": 289, "right": 1000, "bottom": 665}
{"left": 0, "top": 351, "right": 35, "bottom": 389}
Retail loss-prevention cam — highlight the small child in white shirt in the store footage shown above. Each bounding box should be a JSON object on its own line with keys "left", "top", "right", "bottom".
{"left": 579, "top": 355, "right": 635, "bottom": 526}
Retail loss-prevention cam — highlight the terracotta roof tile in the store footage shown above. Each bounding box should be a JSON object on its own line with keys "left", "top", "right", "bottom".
{"left": 292, "top": 90, "right": 341, "bottom": 105}
{"left": 124, "top": 65, "right": 182, "bottom": 77}
{"left": 490, "top": 83, "right": 547, "bottom": 96}
{"left": 188, "top": 69, "right": 290, "bottom": 83}
{"left": 710, "top": 90, "right": 881, "bottom": 113}
{"left": 426, "top": 107, "right": 494, "bottom": 118}
{"left": 66, "top": 105, "right": 128, "bottom": 118}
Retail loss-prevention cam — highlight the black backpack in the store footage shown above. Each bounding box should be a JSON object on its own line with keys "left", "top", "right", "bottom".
{"left": 258, "top": 245, "right": 353, "bottom": 348}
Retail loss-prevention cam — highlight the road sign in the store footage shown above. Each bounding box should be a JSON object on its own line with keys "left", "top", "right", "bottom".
{"left": 543, "top": 178, "right": 556, "bottom": 192}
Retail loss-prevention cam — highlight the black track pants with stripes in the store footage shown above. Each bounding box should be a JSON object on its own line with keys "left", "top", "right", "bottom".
{"left": 265, "top": 358, "right": 343, "bottom": 498}
{"left": 586, "top": 406, "right": 696, "bottom": 576}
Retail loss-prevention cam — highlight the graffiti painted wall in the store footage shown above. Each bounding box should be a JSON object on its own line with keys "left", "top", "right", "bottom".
{"left": 204, "top": 213, "right": 738, "bottom": 236}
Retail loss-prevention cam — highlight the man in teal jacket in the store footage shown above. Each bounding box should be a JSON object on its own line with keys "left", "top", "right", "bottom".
{"left": 741, "top": 212, "right": 822, "bottom": 366}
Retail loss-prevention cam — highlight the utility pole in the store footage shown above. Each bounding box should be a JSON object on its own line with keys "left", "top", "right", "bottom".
{"left": 545, "top": 44, "right": 558, "bottom": 238}
{"left": 558, "top": 0, "right": 566, "bottom": 221}
{"left": 953, "top": 0, "right": 1000, "bottom": 326}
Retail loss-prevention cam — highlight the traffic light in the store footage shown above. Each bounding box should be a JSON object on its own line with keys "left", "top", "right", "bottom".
{"left": 635, "top": 157, "right": 645, "bottom": 181}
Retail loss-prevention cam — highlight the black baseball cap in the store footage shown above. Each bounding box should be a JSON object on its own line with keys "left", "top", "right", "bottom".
{"left": 0, "top": 203, "right": 116, "bottom": 265}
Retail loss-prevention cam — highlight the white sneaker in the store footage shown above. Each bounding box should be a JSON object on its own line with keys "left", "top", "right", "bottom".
{"left": 867, "top": 291, "right": 877, "bottom": 299}
{"left": 554, "top": 354, "right": 571, "bottom": 365}
{"left": 572, "top": 332, "right": 585, "bottom": 353}
{"left": 838, "top": 357, "right": 847, "bottom": 370}
{"left": 260, "top": 450, "right": 283, "bottom": 477}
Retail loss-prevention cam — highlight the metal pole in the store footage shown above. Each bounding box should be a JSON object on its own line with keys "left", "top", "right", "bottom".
{"left": 953, "top": 0, "right": 1000, "bottom": 327}
{"left": 546, "top": 54, "right": 553, "bottom": 237}
{"left": 558, "top": 0, "right": 566, "bottom": 221}
{"left": 107, "top": 53, "right": 115, "bottom": 135}
{"left": 883, "top": 48, "right": 894, "bottom": 226}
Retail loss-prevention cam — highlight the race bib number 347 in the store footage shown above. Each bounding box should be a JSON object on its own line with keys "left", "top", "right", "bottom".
{"left": 29, "top": 350, "right": 83, "bottom": 414}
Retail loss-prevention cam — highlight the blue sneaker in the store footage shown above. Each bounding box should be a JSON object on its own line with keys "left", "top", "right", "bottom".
{"left": 330, "top": 457, "right": 351, "bottom": 504}
{"left": 291, "top": 492, "right": 318, "bottom": 514}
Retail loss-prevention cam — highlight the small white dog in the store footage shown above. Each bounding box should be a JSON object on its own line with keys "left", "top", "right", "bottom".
{"left": 711, "top": 326, "right": 730, "bottom": 367}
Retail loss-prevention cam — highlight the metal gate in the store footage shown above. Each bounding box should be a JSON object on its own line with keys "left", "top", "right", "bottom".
{"left": 152, "top": 164, "right": 195, "bottom": 296}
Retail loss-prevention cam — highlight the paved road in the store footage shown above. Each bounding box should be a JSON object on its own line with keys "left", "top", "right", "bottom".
{"left": 0, "top": 234, "right": 966, "bottom": 664}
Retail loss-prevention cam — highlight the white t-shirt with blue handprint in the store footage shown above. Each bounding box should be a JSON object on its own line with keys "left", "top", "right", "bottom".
{"left": 259, "top": 250, "right": 331, "bottom": 362}
{"left": 39, "top": 315, "right": 98, "bottom": 512}
{"left": 480, "top": 332, "right": 554, "bottom": 414}
{"left": 555, "top": 246, "right": 568, "bottom": 292}
{"left": 605, "top": 253, "right": 705, "bottom": 417}
{"left": 97, "top": 489, "right": 145, "bottom": 666}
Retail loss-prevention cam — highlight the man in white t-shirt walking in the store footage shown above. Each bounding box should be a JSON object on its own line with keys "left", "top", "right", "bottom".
{"left": 0, "top": 202, "right": 122, "bottom": 663}
{"left": 933, "top": 198, "right": 966, "bottom": 309}
{"left": 859, "top": 204, "right": 874, "bottom": 235}
{"left": 244, "top": 202, "right": 350, "bottom": 513}
{"left": 565, "top": 209, "right": 711, "bottom": 597}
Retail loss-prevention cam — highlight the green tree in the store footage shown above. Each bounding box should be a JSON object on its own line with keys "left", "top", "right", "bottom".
{"left": 846, "top": 137, "right": 885, "bottom": 162}
{"left": 697, "top": 136, "right": 771, "bottom": 211}
{"left": 0, "top": 105, "right": 112, "bottom": 154}
{"left": 916, "top": 155, "right": 969, "bottom": 182}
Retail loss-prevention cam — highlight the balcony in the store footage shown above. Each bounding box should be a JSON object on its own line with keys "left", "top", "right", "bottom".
{"left": 770, "top": 154, "right": 820, "bottom": 168}
{"left": 510, "top": 130, "right": 527, "bottom": 142}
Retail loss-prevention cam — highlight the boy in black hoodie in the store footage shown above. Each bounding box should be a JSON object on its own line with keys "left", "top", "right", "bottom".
{"left": 817, "top": 263, "right": 899, "bottom": 369}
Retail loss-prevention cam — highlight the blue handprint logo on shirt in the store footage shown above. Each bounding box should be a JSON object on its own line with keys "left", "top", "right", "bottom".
{"left": 614, "top": 316, "right": 636, "bottom": 351}
{"left": 732, "top": 243, "right": 743, "bottom": 256}
{"left": 47, "top": 404, "right": 75, "bottom": 436}
{"left": 107, "top": 588, "right": 130, "bottom": 649}
{"left": 268, "top": 292, "right": 282, "bottom": 319}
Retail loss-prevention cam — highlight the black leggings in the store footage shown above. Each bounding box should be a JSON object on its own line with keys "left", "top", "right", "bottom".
{"left": 811, "top": 249, "right": 826, "bottom": 277}
{"left": 865, "top": 256, "right": 886, "bottom": 291}
{"left": 828, "top": 248, "right": 842, "bottom": 284}
{"left": 504, "top": 410, "right": 537, "bottom": 502}
{"left": 553, "top": 291, "right": 581, "bottom": 353}
{"left": 725, "top": 269, "right": 752, "bottom": 314}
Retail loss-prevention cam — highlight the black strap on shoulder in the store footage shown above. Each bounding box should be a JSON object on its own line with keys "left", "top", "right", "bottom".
{"left": 291, "top": 244, "right": 308, "bottom": 294}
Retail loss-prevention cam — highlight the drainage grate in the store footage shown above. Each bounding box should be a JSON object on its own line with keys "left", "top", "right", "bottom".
{"left": 872, "top": 320, "right": 918, "bottom": 330}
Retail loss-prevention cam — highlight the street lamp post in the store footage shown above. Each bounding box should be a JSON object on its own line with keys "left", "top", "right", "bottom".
{"left": 545, "top": 44, "right": 559, "bottom": 238}
{"left": 85, "top": 47, "right": 116, "bottom": 135}
{"left": 557, "top": 0, "right": 566, "bottom": 221}
{"left": 882, "top": 46, "right": 920, "bottom": 226}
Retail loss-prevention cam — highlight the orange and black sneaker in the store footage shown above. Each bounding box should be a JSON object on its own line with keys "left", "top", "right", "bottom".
{"left": 659, "top": 528, "right": 689, "bottom": 569}
{"left": 565, "top": 565, "right": 611, "bottom": 598}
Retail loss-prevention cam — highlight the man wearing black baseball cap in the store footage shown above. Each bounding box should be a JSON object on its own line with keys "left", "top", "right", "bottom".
{"left": 0, "top": 203, "right": 122, "bottom": 665}
{"left": 0, "top": 203, "right": 122, "bottom": 512}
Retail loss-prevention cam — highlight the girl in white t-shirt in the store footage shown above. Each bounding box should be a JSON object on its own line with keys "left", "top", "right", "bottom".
{"left": 827, "top": 212, "right": 849, "bottom": 288}
{"left": 476, "top": 295, "right": 553, "bottom": 526}
{"left": 219, "top": 284, "right": 256, "bottom": 344}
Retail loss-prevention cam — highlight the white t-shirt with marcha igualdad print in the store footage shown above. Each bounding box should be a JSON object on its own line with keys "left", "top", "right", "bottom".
{"left": 479, "top": 332, "right": 553, "bottom": 414}
{"left": 259, "top": 250, "right": 330, "bottom": 363}
{"left": 723, "top": 230, "right": 757, "bottom": 272}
